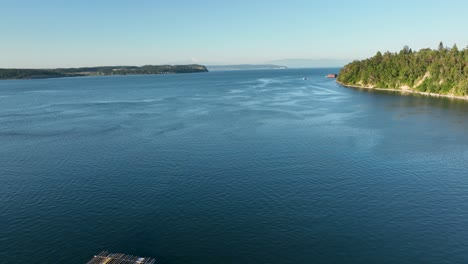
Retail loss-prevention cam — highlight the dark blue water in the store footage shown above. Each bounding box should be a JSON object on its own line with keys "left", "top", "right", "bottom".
{"left": 1, "top": 69, "right": 468, "bottom": 264}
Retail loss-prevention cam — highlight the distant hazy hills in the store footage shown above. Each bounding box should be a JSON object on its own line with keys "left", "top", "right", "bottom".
{"left": 267, "top": 59, "right": 350, "bottom": 68}
{"left": 207, "top": 60, "right": 349, "bottom": 71}
{"left": 207, "top": 64, "right": 287, "bottom": 71}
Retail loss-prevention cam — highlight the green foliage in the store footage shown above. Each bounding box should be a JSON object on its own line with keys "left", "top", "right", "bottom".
{"left": 338, "top": 43, "right": 468, "bottom": 96}
{"left": 0, "top": 65, "right": 208, "bottom": 80}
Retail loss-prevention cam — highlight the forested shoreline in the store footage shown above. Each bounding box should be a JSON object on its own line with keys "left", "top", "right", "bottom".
{"left": 0, "top": 64, "right": 208, "bottom": 80}
{"left": 338, "top": 43, "right": 468, "bottom": 96}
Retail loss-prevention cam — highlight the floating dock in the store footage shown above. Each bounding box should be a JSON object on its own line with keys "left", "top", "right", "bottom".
{"left": 87, "top": 251, "right": 156, "bottom": 264}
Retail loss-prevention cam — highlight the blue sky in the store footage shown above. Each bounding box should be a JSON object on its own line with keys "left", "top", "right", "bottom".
{"left": 1, "top": 0, "right": 467, "bottom": 68}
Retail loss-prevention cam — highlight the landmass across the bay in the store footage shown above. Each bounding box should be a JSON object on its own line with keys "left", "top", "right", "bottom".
{"left": 337, "top": 42, "right": 468, "bottom": 100}
{"left": 207, "top": 64, "right": 287, "bottom": 71}
{"left": 0, "top": 64, "right": 208, "bottom": 80}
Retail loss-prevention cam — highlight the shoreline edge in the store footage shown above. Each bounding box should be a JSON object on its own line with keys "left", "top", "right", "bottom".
{"left": 336, "top": 80, "right": 468, "bottom": 101}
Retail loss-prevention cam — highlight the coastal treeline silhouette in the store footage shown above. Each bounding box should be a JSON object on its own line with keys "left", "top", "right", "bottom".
{"left": 0, "top": 65, "right": 208, "bottom": 80}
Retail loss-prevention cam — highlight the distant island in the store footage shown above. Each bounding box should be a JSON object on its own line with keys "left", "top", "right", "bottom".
{"left": 0, "top": 64, "right": 208, "bottom": 80}
{"left": 337, "top": 42, "right": 468, "bottom": 99}
{"left": 207, "top": 64, "right": 287, "bottom": 71}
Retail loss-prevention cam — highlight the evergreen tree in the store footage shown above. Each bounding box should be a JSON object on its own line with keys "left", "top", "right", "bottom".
{"left": 438, "top": 41, "right": 444, "bottom": 51}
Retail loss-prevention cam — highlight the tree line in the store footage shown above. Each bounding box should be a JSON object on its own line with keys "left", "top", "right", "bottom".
{"left": 0, "top": 65, "right": 208, "bottom": 80}
{"left": 338, "top": 42, "right": 468, "bottom": 96}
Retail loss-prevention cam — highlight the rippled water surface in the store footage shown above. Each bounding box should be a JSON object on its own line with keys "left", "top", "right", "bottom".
{"left": 1, "top": 69, "right": 468, "bottom": 263}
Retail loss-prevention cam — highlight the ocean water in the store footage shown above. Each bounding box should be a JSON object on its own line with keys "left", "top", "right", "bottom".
{"left": 1, "top": 69, "right": 468, "bottom": 264}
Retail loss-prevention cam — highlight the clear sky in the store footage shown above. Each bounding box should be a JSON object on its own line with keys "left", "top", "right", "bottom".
{"left": 1, "top": 0, "right": 468, "bottom": 68}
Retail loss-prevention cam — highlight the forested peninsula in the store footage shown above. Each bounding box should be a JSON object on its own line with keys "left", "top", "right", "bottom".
{"left": 338, "top": 43, "right": 468, "bottom": 98}
{"left": 0, "top": 64, "right": 208, "bottom": 80}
